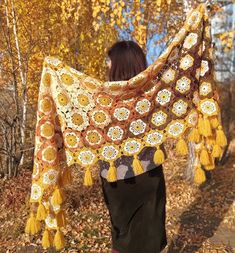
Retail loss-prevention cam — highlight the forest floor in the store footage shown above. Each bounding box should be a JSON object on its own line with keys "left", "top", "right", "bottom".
{"left": 0, "top": 149, "right": 234, "bottom": 253}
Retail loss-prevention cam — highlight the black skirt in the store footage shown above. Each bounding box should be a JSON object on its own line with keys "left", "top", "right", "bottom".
{"left": 100, "top": 165, "right": 167, "bottom": 253}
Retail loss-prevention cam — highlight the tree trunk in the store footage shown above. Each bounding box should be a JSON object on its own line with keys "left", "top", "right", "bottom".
{"left": 11, "top": 0, "right": 28, "bottom": 166}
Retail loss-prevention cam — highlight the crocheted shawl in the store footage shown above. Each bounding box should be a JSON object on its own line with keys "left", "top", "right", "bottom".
{"left": 25, "top": 3, "right": 227, "bottom": 250}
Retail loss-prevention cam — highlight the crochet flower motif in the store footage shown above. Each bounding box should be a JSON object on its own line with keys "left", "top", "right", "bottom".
{"left": 172, "top": 100, "right": 188, "bottom": 117}
{"left": 96, "top": 94, "right": 113, "bottom": 108}
{"left": 42, "top": 72, "right": 52, "bottom": 88}
{"left": 179, "top": 54, "right": 194, "bottom": 71}
{"left": 101, "top": 145, "right": 119, "bottom": 161}
{"left": 43, "top": 169, "right": 58, "bottom": 185}
{"left": 135, "top": 98, "right": 151, "bottom": 115}
{"left": 64, "top": 131, "right": 81, "bottom": 149}
{"left": 84, "top": 129, "right": 103, "bottom": 146}
{"left": 200, "top": 60, "right": 209, "bottom": 77}
{"left": 77, "top": 150, "right": 96, "bottom": 166}
{"left": 199, "top": 82, "right": 212, "bottom": 96}
{"left": 41, "top": 145, "right": 57, "bottom": 164}
{"left": 186, "top": 10, "right": 202, "bottom": 30}
{"left": 161, "top": 68, "right": 176, "bottom": 84}
{"left": 123, "top": 139, "right": 142, "bottom": 155}
{"left": 113, "top": 107, "right": 130, "bottom": 121}
{"left": 167, "top": 121, "right": 185, "bottom": 138}
{"left": 71, "top": 91, "right": 95, "bottom": 111}
{"left": 129, "top": 119, "right": 147, "bottom": 136}
{"left": 183, "top": 33, "right": 198, "bottom": 49}
{"left": 30, "top": 183, "right": 42, "bottom": 201}
{"left": 40, "top": 121, "right": 55, "bottom": 139}
{"left": 39, "top": 96, "right": 54, "bottom": 115}
{"left": 145, "top": 131, "right": 164, "bottom": 146}
{"left": 90, "top": 109, "right": 111, "bottom": 128}
{"left": 156, "top": 89, "right": 172, "bottom": 105}
{"left": 66, "top": 109, "right": 89, "bottom": 131}
{"left": 45, "top": 215, "right": 57, "bottom": 229}
{"left": 107, "top": 126, "right": 124, "bottom": 141}
{"left": 55, "top": 89, "right": 71, "bottom": 115}
{"left": 60, "top": 72, "right": 74, "bottom": 86}
{"left": 57, "top": 92, "right": 69, "bottom": 107}
{"left": 199, "top": 99, "right": 218, "bottom": 116}
{"left": 151, "top": 110, "right": 167, "bottom": 126}
{"left": 175, "top": 76, "right": 191, "bottom": 93}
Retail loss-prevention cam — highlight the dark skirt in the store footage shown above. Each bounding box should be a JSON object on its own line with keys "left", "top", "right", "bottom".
{"left": 100, "top": 165, "right": 167, "bottom": 253}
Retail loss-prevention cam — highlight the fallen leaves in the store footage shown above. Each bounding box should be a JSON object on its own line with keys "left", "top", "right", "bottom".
{"left": 0, "top": 151, "right": 235, "bottom": 252}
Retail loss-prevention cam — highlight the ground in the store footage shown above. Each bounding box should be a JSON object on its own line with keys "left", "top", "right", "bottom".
{"left": 0, "top": 151, "right": 234, "bottom": 253}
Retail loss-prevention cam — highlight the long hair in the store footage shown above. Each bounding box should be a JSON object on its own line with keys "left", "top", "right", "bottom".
{"left": 107, "top": 40, "right": 147, "bottom": 82}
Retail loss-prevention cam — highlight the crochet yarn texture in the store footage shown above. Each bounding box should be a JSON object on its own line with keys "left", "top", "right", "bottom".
{"left": 25, "top": 3, "right": 227, "bottom": 250}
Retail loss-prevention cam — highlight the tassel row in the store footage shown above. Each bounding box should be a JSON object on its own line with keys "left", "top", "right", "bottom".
{"left": 107, "top": 161, "right": 117, "bottom": 182}
{"left": 25, "top": 212, "right": 41, "bottom": 235}
{"left": 194, "top": 165, "right": 206, "bottom": 184}
{"left": 176, "top": 138, "right": 188, "bottom": 156}
{"left": 36, "top": 203, "right": 47, "bottom": 221}
{"left": 216, "top": 125, "right": 227, "bottom": 147}
{"left": 132, "top": 154, "right": 144, "bottom": 175}
{"left": 198, "top": 115, "right": 212, "bottom": 137}
{"left": 154, "top": 147, "right": 165, "bottom": 165}
{"left": 188, "top": 128, "right": 200, "bottom": 143}
{"left": 84, "top": 167, "right": 93, "bottom": 186}
{"left": 52, "top": 187, "right": 65, "bottom": 206}
{"left": 199, "top": 146, "right": 210, "bottom": 166}
{"left": 42, "top": 228, "right": 65, "bottom": 250}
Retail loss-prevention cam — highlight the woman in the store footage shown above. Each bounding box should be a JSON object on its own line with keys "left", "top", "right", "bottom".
{"left": 98, "top": 41, "right": 167, "bottom": 253}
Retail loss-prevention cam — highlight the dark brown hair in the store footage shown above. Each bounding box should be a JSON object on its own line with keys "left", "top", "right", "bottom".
{"left": 107, "top": 40, "right": 147, "bottom": 81}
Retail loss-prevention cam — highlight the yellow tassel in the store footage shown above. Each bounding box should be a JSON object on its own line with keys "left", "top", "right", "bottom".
{"left": 216, "top": 126, "right": 227, "bottom": 147}
{"left": 153, "top": 147, "right": 165, "bottom": 164}
{"left": 176, "top": 138, "right": 188, "bottom": 156}
{"left": 42, "top": 229, "right": 53, "bottom": 249}
{"left": 210, "top": 116, "right": 219, "bottom": 129}
{"left": 53, "top": 229, "right": 65, "bottom": 251}
{"left": 212, "top": 144, "right": 222, "bottom": 158}
{"left": 202, "top": 116, "right": 212, "bottom": 137}
{"left": 132, "top": 154, "right": 144, "bottom": 175}
{"left": 56, "top": 210, "right": 66, "bottom": 227}
{"left": 36, "top": 203, "right": 47, "bottom": 221}
{"left": 52, "top": 188, "right": 64, "bottom": 206}
{"left": 62, "top": 167, "right": 73, "bottom": 186}
{"left": 205, "top": 156, "right": 215, "bottom": 171}
{"left": 194, "top": 165, "right": 206, "bottom": 184}
{"left": 25, "top": 212, "right": 41, "bottom": 235}
{"left": 83, "top": 167, "right": 93, "bottom": 186}
{"left": 199, "top": 147, "right": 210, "bottom": 166}
{"left": 188, "top": 128, "right": 200, "bottom": 143}
{"left": 107, "top": 161, "right": 117, "bottom": 182}
{"left": 206, "top": 136, "right": 216, "bottom": 146}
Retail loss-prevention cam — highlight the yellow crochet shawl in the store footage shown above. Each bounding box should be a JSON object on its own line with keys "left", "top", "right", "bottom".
{"left": 25, "top": 3, "right": 227, "bottom": 250}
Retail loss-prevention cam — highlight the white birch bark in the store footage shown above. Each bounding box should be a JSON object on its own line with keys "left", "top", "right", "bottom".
{"left": 10, "top": 0, "right": 28, "bottom": 166}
